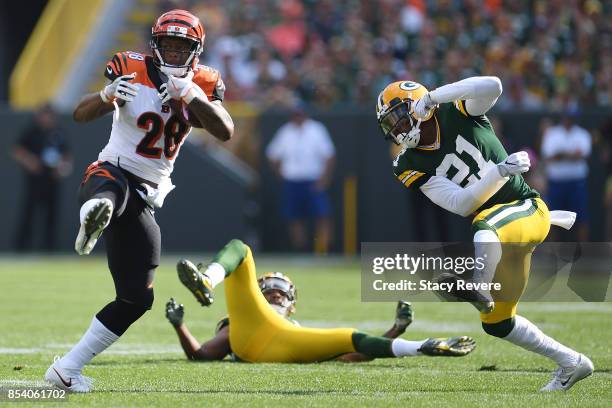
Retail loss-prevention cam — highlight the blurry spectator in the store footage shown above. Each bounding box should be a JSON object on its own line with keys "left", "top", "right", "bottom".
{"left": 266, "top": 106, "right": 335, "bottom": 253}
{"left": 148, "top": 0, "right": 610, "bottom": 110}
{"left": 541, "top": 111, "right": 591, "bottom": 241}
{"left": 12, "top": 105, "right": 72, "bottom": 252}
{"left": 598, "top": 117, "right": 612, "bottom": 240}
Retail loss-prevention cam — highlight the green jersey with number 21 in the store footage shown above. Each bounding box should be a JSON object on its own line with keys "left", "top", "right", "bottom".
{"left": 393, "top": 101, "right": 538, "bottom": 214}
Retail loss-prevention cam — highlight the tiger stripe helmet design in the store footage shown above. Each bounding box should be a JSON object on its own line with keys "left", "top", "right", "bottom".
{"left": 376, "top": 81, "right": 434, "bottom": 149}
{"left": 258, "top": 272, "right": 297, "bottom": 316}
{"left": 151, "top": 9, "right": 205, "bottom": 77}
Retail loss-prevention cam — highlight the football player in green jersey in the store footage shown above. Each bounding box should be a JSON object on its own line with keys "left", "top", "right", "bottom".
{"left": 376, "top": 77, "right": 593, "bottom": 391}
{"left": 164, "top": 240, "right": 475, "bottom": 363}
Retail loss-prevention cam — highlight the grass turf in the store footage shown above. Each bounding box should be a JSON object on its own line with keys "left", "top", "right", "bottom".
{"left": 0, "top": 255, "right": 610, "bottom": 407}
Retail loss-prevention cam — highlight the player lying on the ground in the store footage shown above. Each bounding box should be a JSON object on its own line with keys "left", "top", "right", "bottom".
{"left": 375, "top": 77, "right": 593, "bottom": 391}
{"left": 166, "top": 239, "right": 475, "bottom": 363}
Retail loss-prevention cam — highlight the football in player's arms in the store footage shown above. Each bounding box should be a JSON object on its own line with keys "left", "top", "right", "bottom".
{"left": 44, "top": 9, "right": 234, "bottom": 393}
{"left": 165, "top": 239, "right": 475, "bottom": 363}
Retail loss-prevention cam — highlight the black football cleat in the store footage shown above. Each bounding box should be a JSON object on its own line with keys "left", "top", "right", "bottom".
{"left": 177, "top": 259, "right": 214, "bottom": 306}
{"left": 418, "top": 336, "right": 476, "bottom": 357}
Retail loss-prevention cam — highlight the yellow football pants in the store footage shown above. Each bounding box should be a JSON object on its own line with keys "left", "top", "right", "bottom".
{"left": 472, "top": 197, "right": 550, "bottom": 324}
{"left": 224, "top": 247, "right": 356, "bottom": 362}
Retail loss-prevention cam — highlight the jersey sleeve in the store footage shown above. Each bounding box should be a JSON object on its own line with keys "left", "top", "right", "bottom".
{"left": 392, "top": 152, "right": 430, "bottom": 190}
{"left": 104, "top": 51, "right": 148, "bottom": 82}
{"left": 104, "top": 52, "right": 129, "bottom": 81}
{"left": 193, "top": 65, "right": 225, "bottom": 102}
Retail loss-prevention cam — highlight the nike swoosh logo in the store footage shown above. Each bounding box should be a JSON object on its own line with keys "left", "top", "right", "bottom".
{"left": 107, "top": 66, "right": 113, "bottom": 74}
{"left": 53, "top": 367, "right": 72, "bottom": 387}
{"left": 560, "top": 378, "right": 570, "bottom": 386}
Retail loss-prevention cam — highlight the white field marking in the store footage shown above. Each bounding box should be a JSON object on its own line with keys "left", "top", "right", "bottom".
{"left": 519, "top": 303, "right": 612, "bottom": 313}
{"left": 300, "top": 319, "right": 479, "bottom": 332}
{"left": 0, "top": 348, "right": 44, "bottom": 354}
{"left": 0, "top": 344, "right": 182, "bottom": 355}
{"left": 0, "top": 379, "right": 49, "bottom": 387}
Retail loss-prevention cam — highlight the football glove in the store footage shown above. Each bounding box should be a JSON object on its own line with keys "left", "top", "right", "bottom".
{"left": 159, "top": 72, "right": 206, "bottom": 105}
{"left": 165, "top": 297, "right": 184, "bottom": 326}
{"left": 395, "top": 301, "right": 413, "bottom": 330}
{"left": 100, "top": 73, "right": 138, "bottom": 103}
{"left": 412, "top": 93, "right": 436, "bottom": 120}
{"left": 497, "top": 151, "right": 531, "bottom": 177}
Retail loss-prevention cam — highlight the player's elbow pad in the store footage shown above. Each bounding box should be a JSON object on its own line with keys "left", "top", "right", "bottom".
{"left": 454, "top": 192, "right": 481, "bottom": 217}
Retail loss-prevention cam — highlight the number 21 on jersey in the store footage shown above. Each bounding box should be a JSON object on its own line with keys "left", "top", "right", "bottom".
{"left": 436, "top": 135, "right": 492, "bottom": 187}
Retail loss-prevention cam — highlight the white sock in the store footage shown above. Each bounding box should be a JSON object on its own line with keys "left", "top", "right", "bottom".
{"left": 204, "top": 262, "right": 226, "bottom": 288}
{"left": 391, "top": 339, "right": 425, "bottom": 357}
{"left": 504, "top": 315, "right": 579, "bottom": 367}
{"left": 58, "top": 317, "right": 119, "bottom": 372}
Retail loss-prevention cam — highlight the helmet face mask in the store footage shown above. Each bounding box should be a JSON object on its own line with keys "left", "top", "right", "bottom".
{"left": 151, "top": 9, "right": 205, "bottom": 77}
{"left": 376, "top": 81, "right": 431, "bottom": 149}
{"left": 258, "top": 272, "right": 297, "bottom": 317}
{"left": 378, "top": 98, "right": 422, "bottom": 148}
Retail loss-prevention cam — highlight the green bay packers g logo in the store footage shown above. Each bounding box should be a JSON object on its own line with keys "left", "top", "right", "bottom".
{"left": 399, "top": 81, "right": 420, "bottom": 91}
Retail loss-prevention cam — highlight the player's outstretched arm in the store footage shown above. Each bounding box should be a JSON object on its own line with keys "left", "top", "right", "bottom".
{"left": 414, "top": 76, "right": 502, "bottom": 119}
{"left": 165, "top": 298, "right": 230, "bottom": 361}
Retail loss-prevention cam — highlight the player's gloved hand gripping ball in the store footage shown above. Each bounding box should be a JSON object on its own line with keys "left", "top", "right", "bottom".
{"left": 159, "top": 71, "right": 206, "bottom": 105}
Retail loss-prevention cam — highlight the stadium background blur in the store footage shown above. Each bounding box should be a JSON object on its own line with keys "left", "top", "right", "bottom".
{"left": 0, "top": 0, "right": 610, "bottom": 253}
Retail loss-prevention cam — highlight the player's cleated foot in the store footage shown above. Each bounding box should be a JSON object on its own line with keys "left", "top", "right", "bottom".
{"left": 75, "top": 198, "right": 113, "bottom": 255}
{"left": 540, "top": 354, "right": 594, "bottom": 391}
{"left": 434, "top": 272, "right": 494, "bottom": 314}
{"left": 418, "top": 336, "right": 476, "bottom": 357}
{"left": 177, "top": 259, "right": 214, "bottom": 306}
{"left": 44, "top": 360, "right": 93, "bottom": 393}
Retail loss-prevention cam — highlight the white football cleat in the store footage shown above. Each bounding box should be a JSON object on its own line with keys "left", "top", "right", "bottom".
{"left": 75, "top": 198, "right": 113, "bottom": 255}
{"left": 44, "top": 360, "right": 93, "bottom": 393}
{"left": 540, "top": 353, "right": 594, "bottom": 391}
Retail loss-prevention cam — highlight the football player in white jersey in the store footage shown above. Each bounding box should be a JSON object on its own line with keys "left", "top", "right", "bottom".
{"left": 44, "top": 9, "right": 233, "bottom": 392}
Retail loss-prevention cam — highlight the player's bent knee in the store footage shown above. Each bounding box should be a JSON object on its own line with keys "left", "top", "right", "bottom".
{"left": 136, "top": 287, "right": 154, "bottom": 310}
{"left": 482, "top": 318, "right": 515, "bottom": 338}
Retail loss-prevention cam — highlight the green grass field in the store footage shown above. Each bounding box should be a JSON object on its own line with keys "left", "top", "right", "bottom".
{"left": 0, "top": 255, "right": 610, "bottom": 407}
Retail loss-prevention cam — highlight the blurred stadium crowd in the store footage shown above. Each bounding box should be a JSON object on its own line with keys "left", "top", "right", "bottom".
{"left": 154, "top": 0, "right": 611, "bottom": 110}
